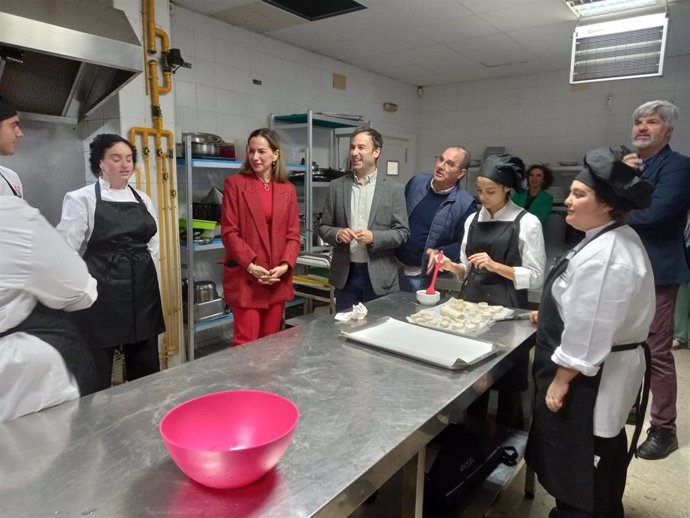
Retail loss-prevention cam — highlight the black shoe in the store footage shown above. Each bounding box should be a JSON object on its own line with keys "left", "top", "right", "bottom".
{"left": 636, "top": 426, "right": 679, "bottom": 460}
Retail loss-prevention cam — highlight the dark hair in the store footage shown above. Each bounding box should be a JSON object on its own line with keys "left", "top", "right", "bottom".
{"left": 89, "top": 134, "right": 137, "bottom": 178}
{"left": 240, "top": 127, "right": 287, "bottom": 182}
{"left": 351, "top": 127, "right": 383, "bottom": 151}
{"left": 593, "top": 191, "right": 626, "bottom": 224}
{"left": 527, "top": 164, "right": 554, "bottom": 190}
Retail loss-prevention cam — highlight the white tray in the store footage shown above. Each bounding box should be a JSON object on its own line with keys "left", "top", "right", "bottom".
{"left": 340, "top": 317, "right": 497, "bottom": 370}
{"left": 406, "top": 298, "right": 513, "bottom": 337}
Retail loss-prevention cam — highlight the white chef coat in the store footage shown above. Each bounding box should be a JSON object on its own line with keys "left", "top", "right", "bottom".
{"left": 0, "top": 165, "right": 23, "bottom": 198}
{"left": 56, "top": 178, "right": 160, "bottom": 260}
{"left": 459, "top": 200, "right": 546, "bottom": 290}
{"left": 550, "top": 223, "right": 655, "bottom": 437}
{"left": 0, "top": 197, "right": 98, "bottom": 422}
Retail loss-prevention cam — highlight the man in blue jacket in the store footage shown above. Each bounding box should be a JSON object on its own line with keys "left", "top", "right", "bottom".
{"left": 624, "top": 100, "right": 690, "bottom": 460}
{"left": 396, "top": 146, "right": 477, "bottom": 291}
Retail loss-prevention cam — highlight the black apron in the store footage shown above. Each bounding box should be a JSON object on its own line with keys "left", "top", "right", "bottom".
{"left": 462, "top": 210, "right": 530, "bottom": 394}
{"left": 0, "top": 302, "right": 99, "bottom": 396}
{"left": 461, "top": 210, "right": 529, "bottom": 309}
{"left": 75, "top": 182, "right": 165, "bottom": 348}
{"left": 526, "top": 223, "right": 650, "bottom": 512}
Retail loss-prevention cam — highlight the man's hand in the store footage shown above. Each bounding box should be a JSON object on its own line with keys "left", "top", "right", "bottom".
{"left": 623, "top": 152, "right": 643, "bottom": 171}
{"left": 354, "top": 229, "right": 374, "bottom": 245}
{"left": 336, "top": 227, "right": 358, "bottom": 243}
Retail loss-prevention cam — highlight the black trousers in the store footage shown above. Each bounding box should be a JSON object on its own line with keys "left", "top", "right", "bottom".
{"left": 552, "top": 429, "right": 628, "bottom": 518}
{"left": 90, "top": 336, "right": 160, "bottom": 391}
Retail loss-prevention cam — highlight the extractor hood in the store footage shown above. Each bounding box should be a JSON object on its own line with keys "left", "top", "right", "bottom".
{"left": 0, "top": 0, "right": 142, "bottom": 122}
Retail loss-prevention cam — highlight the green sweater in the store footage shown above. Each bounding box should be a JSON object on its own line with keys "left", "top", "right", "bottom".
{"left": 512, "top": 189, "right": 553, "bottom": 235}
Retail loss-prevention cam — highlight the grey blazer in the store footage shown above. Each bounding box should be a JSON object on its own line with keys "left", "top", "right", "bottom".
{"left": 318, "top": 173, "right": 409, "bottom": 296}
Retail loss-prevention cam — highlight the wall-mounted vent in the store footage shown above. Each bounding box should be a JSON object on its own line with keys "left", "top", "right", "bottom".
{"left": 570, "top": 12, "right": 668, "bottom": 84}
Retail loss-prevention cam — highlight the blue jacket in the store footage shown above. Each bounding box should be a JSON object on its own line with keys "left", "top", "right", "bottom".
{"left": 628, "top": 145, "right": 690, "bottom": 285}
{"left": 399, "top": 173, "right": 477, "bottom": 275}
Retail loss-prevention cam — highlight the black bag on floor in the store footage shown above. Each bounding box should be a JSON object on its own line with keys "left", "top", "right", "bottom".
{"left": 424, "top": 423, "right": 505, "bottom": 513}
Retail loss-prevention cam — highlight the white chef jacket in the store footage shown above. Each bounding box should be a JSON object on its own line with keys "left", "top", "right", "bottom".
{"left": 550, "top": 223, "right": 655, "bottom": 437}
{"left": 459, "top": 200, "right": 546, "bottom": 290}
{"left": 56, "top": 178, "right": 160, "bottom": 260}
{"left": 0, "top": 165, "right": 23, "bottom": 198}
{"left": 0, "top": 197, "right": 98, "bottom": 422}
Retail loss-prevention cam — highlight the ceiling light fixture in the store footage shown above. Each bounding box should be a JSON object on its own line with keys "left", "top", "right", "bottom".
{"left": 570, "top": 12, "right": 668, "bottom": 83}
{"left": 564, "top": 0, "right": 663, "bottom": 18}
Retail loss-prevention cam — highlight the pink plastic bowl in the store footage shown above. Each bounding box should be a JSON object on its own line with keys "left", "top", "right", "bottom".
{"left": 160, "top": 390, "right": 300, "bottom": 489}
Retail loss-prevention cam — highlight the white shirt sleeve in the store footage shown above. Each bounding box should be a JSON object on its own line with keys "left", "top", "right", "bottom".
{"left": 458, "top": 213, "right": 474, "bottom": 278}
{"left": 139, "top": 191, "right": 160, "bottom": 261}
{"left": 56, "top": 188, "right": 92, "bottom": 254}
{"left": 551, "top": 248, "right": 641, "bottom": 376}
{"left": 513, "top": 213, "right": 545, "bottom": 291}
{"left": 30, "top": 207, "right": 98, "bottom": 311}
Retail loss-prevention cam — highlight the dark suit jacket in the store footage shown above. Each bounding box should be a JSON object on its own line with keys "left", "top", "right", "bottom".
{"left": 221, "top": 173, "right": 301, "bottom": 308}
{"left": 628, "top": 145, "right": 690, "bottom": 285}
{"left": 318, "top": 173, "right": 409, "bottom": 296}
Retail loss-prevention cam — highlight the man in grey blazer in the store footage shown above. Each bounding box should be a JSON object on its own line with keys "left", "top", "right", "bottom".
{"left": 319, "top": 127, "right": 409, "bottom": 311}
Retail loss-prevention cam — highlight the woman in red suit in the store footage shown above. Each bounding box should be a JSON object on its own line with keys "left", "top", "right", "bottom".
{"left": 221, "top": 128, "right": 301, "bottom": 345}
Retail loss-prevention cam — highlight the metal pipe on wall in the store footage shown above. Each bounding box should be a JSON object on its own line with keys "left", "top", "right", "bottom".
{"left": 124, "top": 0, "right": 182, "bottom": 368}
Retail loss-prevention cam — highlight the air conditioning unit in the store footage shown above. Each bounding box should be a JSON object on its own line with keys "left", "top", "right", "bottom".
{"left": 570, "top": 12, "right": 668, "bottom": 84}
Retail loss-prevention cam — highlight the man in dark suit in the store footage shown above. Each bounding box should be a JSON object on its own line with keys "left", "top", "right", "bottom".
{"left": 624, "top": 100, "right": 690, "bottom": 460}
{"left": 318, "top": 127, "right": 409, "bottom": 311}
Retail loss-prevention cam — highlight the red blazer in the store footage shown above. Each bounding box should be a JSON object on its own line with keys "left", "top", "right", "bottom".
{"left": 221, "top": 173, "right": 301, "bottom": 309}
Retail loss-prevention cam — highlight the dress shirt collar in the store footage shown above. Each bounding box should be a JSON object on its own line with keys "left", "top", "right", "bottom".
{"left": 430, "top": 178, "right": 455, "bottom": 194}
{"left": 352, "top": 169, "right": 377, "bottom": 185}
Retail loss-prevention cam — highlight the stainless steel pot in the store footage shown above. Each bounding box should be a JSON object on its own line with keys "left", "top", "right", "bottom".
{"left": 179, "top": 133, "right": 223, "bottom": 156}
{"left": 182, "top": 279, "right": 218, "bottom": 303}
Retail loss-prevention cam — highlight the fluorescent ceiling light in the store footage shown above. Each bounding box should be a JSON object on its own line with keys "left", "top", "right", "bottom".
{"left": 564, "top": 0, "right": 661, "bottom": 18}
{"left": 570, "top": 12, "right": 668, "bottom": 83}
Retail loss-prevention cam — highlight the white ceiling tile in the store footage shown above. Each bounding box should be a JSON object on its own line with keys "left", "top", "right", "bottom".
{"left": 507, "top": 21, "right": 575, "bottom": 60}
{"left": 413, "top": 15, "right": 501, "bottom": 43}
{"left": 458, "top": 0, "right": 542, "bottom": 15}
{"left": 481, "top": 1, "right": 574, "bottom": 32}
{"left": 446, "top": 33, "right": 533, "bottom": 67}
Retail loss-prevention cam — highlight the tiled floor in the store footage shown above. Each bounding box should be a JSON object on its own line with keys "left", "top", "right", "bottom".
{"left": 491, "top": 346, "right": 690, "bottom": 518}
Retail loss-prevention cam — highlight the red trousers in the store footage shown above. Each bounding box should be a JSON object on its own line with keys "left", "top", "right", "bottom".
{"left": 231, "top": 302, "right": 284, "bottom": 346}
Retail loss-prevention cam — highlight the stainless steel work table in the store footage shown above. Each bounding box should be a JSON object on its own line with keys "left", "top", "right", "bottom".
{"left": 0, "top": 292, "right": 536, "bottom": 518}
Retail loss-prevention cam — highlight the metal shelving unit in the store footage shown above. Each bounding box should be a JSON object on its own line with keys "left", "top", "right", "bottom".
{"left": 270, "top": 110, "right": 368, "bottom": 253}
{"left": 178, "top": 135, "right": 308, "bottom": 360}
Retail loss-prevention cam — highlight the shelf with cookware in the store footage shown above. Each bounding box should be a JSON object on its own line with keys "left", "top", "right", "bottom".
{"left": 178, "top": 134, "right": 309, "bottom": 360}
{"left": 269, "top": 111, "right": 369, "bottom": 314}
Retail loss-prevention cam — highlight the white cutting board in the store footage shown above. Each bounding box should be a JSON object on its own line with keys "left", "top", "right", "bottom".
{"left": 340, "top": 317, "right": 497, "bottom": 370}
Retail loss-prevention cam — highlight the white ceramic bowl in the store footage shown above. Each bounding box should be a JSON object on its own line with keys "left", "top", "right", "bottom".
{"left": 416, "top": 289, "right": 440, "bottom": 305}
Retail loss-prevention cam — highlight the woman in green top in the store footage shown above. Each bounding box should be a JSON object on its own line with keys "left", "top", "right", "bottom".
{"left": 512, "top": 164, "right": 554, "bottom": 235}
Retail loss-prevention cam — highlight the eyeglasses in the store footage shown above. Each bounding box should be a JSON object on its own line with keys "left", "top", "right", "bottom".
{"left": 435, "top": 156, "right": 461, "bottom": 170}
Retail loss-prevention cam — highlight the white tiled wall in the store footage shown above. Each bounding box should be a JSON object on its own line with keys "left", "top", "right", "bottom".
{"left": 416, "top": 56, "right": 690, "bottom": 172}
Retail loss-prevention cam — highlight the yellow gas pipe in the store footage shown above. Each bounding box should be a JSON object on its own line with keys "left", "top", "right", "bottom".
{"left": 125, "top": 0, "right": 183, "bottom": 367}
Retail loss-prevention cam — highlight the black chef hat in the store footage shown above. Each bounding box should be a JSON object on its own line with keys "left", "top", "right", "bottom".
{"left": 479, "top": 154, "right": 526, "bottom": 192}
{"left": 575, "top": 148, "right": 653, "bottom": 211}
{"left": 0, "top": 96, "right": 17, "bottom": 121}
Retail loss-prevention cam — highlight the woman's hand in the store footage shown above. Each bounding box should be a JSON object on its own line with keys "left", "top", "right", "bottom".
{"left": 468, "top": 252, "right": 497, "bottom": 272}
{"left": 530, "top": 310, "right": 539, "bottom": 324}
{"left": 263, "top": 263, "right": 289, "bottom": 284}
{"left": 545, "top": 378, "right": 569, "bottom": 413}
{"left": 545, "top": 366, "right": 579, "bottom": 413}
{"left": 247, "top": 263, "right": 271, "bottom": 284}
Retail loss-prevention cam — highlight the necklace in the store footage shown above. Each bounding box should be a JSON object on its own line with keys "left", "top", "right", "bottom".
{"left": 257, "top": 176, "right": 271, "bottom": 191}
